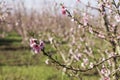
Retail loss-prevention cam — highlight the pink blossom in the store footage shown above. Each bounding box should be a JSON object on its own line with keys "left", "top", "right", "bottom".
{"left": 61, "top": 5, "right": 66, "bottom": 15}
{"left": 101, "top": 65, "right": 110, "bottom": 77}
{"left": 101, "top": 68, "right": 107, "bottom": 74}
{"left": 62, "top": 8, "right": 66, "bottom": 15}
{"left": 111, "top": 23, "right": 116, "bottom": 27}
{"left": 32, "top": 44, "right": 41, "bottom": 54}
{"left": 29, "top": 38, "right": 44, "bottom": 54}
{"left": 73, "top": 53, "right": 82, "bottom": 61}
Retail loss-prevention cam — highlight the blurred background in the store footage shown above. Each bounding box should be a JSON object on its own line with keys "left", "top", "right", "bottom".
{"left": 0, "top": 0, "right": 101, "bottom": 80}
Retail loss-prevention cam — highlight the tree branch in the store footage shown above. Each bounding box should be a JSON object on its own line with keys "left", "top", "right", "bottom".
{"left": 42, "top": 48, "right": 120, "bottom": 72}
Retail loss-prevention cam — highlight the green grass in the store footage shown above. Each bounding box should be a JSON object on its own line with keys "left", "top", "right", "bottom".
{"left": 0, "top": 66, "right": 99, "bottom": 80}
{"left": 0, "top": 66, "right": 64, "bottom": 80}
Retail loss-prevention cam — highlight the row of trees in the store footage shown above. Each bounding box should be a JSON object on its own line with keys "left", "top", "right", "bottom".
{"left": 32, "top": 0, "right": 120, "bottom": 80}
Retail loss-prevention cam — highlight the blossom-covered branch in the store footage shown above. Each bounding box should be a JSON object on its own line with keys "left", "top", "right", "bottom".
{"left": 41, "top": 47, "right": 120, "bottom": 72}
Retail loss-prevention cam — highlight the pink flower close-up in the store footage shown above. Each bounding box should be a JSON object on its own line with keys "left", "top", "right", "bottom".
{"left": 30, "top": 38, "right": 44, "bottom": 54}
{"left": 61, "top": 8, "right": 66, "bottom": 15}
{"left": 61, "top": 5, "right": 67, "bottom": 15}
{"left": 32, "top": 44, "right": 41, "bottom": 54}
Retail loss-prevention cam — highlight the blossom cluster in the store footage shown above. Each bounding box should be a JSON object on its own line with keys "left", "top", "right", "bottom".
{"left": 0, "top": 1, "right": 11, "bottom": 21}
{"left": 29, "top": 38, "right": 44, "bottom": 54}
{"left": 61, "top": 5, "right": 67, "bottom": 15}
{"left": 100, "top": 65, "right": 111, "bottom": 80}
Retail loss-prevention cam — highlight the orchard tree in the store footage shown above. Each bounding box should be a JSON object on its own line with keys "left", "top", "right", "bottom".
{"left": 0, "top": 1, "right": 12, "bottom": 38}
{"left": 30, "top": 0, "right": 120, "bottom": 80}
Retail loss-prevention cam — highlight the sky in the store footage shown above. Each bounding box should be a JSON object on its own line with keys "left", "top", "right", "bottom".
{"left": 2, "top": 0, "right": 97, "bottom": 7}
{"left": 1, "top": 0, "right": 98, "bottom": 15}
{"left": 23, "top": 0, "right": 97, "bottom": 9}
{"left": 4, "top": 0, "right": 96, "bottom": 10}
